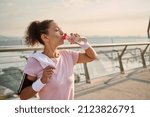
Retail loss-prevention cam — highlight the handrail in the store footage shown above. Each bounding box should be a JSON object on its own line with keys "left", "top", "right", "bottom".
{"left": 0, "top": 42, "right": 150, "bottom": 52}
{"left": 0, "top": 42, "right": 150, "bottom": 83}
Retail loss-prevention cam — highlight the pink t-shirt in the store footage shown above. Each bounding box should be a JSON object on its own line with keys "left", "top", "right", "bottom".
{"left": 24, "top": 49, "right": 79, "bottom": 100}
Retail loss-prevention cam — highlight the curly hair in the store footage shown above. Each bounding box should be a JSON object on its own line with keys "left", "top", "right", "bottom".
{"left": 25, "top": 20, "right": 53, "bottom": 46}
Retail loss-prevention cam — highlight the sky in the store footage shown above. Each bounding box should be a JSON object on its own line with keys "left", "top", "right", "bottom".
{"left": 0, "top": 0, "right": 150, "bottom": 37}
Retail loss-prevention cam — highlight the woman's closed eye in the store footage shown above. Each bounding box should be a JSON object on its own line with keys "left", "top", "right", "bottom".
{"left": 55, "top": 27, "right": 63, "bottom": 35}
{"left": 55, "top": 28, "right": 59, "bottom": 32}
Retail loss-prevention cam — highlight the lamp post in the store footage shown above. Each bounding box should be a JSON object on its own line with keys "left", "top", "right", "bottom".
{"left": 148, "top": 17, "right": 150, "bottom": 39}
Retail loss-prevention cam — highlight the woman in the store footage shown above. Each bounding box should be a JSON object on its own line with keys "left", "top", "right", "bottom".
{"left": 19, "top": 20, "right": 97, "bottom": 100}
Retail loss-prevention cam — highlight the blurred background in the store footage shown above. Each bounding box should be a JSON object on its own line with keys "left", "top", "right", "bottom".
{"left": 0, "top": 0, "right": 150, "bottom": 99}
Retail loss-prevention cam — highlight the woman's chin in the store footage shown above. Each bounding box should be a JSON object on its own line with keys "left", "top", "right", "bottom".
{"left": 58, "top": 41, "right": 64, "bottom": 46}
{"left": 61, "top": 40, "right": 64, "bottom": 45}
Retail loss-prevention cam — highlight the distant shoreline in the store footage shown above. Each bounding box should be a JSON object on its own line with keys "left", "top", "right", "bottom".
{"left": 0, "top": 35, "right": 149, "bottom": 47}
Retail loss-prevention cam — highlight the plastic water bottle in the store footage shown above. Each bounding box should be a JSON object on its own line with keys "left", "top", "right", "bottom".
{"left": 63, "top": 33, "right": 86, "bottom": 45}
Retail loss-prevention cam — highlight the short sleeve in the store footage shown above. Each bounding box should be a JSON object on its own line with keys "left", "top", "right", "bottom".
{"left": 71, "top": 50, "right": 79, "bottom": 65}
{"left": 24, "top": 57, "right": 41, "bottom": 77}
{"left": 64, "top": 50, "right": 79, "bottom": 65}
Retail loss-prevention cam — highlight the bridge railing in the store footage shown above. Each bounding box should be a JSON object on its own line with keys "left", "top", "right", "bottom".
{"left": 0, "top": 42, "right": 150, "bottom": 84}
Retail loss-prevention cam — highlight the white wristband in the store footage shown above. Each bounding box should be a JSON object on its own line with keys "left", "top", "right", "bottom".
{"left": 32, "top": 79, "right": 46, "bottom": 92}
{"left": 80, "top": 41, "right": 91, "bottom": 50}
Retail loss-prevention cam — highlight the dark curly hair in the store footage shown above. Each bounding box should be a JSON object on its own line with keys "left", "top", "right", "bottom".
{"left": 25, "top": 20, "right": 53, "bottom": 46}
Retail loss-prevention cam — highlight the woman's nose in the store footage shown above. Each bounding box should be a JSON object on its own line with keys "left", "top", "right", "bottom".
{"left": 60, "top": 29, "right": 64, "bottom": 35}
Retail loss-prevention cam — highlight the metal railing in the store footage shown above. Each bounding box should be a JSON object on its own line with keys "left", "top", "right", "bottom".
{"left": 0, "top": 42, "right": 150, "bottom": 83}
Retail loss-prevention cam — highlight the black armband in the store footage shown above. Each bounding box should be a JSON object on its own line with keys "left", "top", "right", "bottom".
{"left": 17, "top": 74, "right": 34, "bottom": 95}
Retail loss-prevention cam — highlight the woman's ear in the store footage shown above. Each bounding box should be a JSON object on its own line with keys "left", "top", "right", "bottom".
{"left": 41, "top": 34, "right": 49, "bottom": 42}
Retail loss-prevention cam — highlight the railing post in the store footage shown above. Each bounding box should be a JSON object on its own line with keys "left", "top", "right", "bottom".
{"left": 147, "top": 17, "right": 150, "bottom": 39}
{"left": 114, "top": 45, "right": 127, "bottom": 74}
{"left": 141, "top": 44, "right": 149, "bottom": 68}
{"left": 83, "top": 63, "right": 91, "bottom": 83}
{"left": 119, "top": 45, "right": 127, "bottom": 74}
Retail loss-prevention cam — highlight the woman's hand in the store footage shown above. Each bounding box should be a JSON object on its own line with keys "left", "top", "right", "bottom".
{"left": 41, "top": 66, "right": 55, "bottom": 84}
{"left": 68, "top": 33, "right": 87, "bottom": 45}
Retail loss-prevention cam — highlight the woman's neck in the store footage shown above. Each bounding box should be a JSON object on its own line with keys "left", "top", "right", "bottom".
{"left": 43, "top": 45, "right": 59, "bottom": 58}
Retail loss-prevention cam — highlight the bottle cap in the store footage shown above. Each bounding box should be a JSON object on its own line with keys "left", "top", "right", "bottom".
{"left": 63, "top": 33, "right": 67, "bottom": 40}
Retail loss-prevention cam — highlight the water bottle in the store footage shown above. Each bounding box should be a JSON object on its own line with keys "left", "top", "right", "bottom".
{"left": 63, "top": 33, "right": 86, "bottom": 45}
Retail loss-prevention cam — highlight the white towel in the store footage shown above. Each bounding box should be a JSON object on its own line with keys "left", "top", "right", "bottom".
{"left": 30, "top": 52, "right": 56, "bottom": 68}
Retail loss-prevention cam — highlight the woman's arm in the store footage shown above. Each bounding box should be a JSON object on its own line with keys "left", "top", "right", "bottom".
{"left": 20, "top": 86, "right": 37, "bottom": 100}
{"left": 69, "top": 33, "right": 97, "bottom": 63}
{"left": 77, "top": 46, "right": 97, "bottom": 63}
{"left": 19, "top": 66, "right": 55, "bottom": 100}
{"left": 19, "top": 75, "right": 37, "bottom": 100}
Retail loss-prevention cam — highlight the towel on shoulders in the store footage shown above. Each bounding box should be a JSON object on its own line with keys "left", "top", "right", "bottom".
{"left": 30, "top": 52, "right": 56, "bottom": 68}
